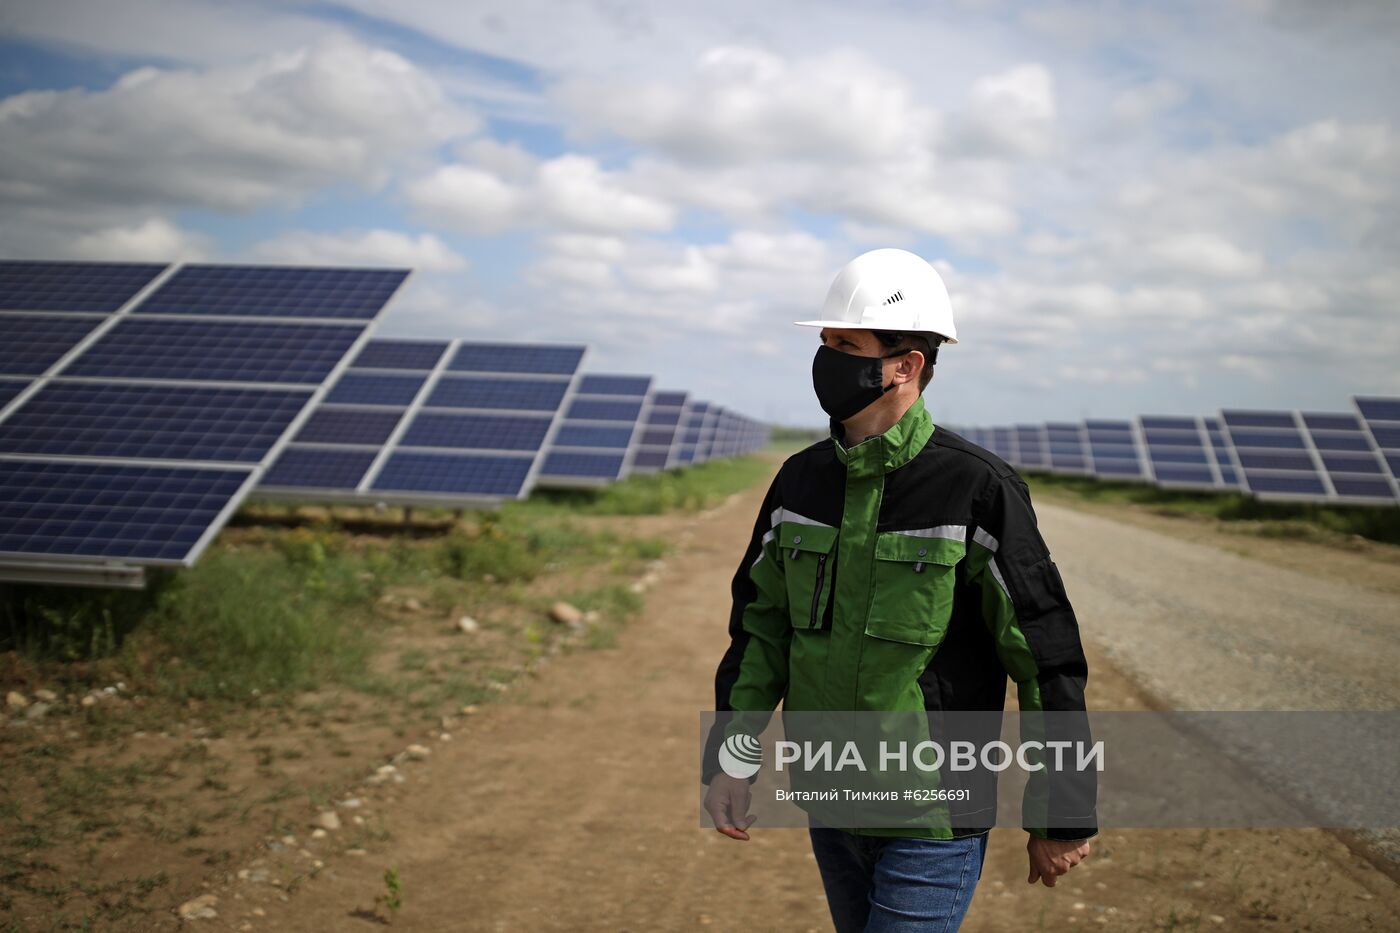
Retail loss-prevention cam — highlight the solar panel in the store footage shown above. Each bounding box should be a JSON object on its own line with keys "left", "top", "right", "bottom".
{"left": 0, "top": 315, "right": 104, "bottom": 375}
{"left": 1202, "top": 417, "right": 1241, "bottom": 489}
{"left": 990, "top": 427, "right": 1018, "bottom": 465}
{"left": 0, "top": 261, "right": 167, "bottom": 313}
{"left": 1045, "top": 422, "right": 1090, "bottom": 474}
{"left": 1013, "top": 425, "right": 1048, "bottom": 470}
{"left": 696, "top": 404, "right": 723, "bottom": 463}
{"left": 555, "top": 424, "right": 636, "bottom": 448}
{"left": 1085, "top": 419, "right": 1147, "bottom": 480}
{"left": 578, "top": 374, "right": 651, "bottom": 396}
{"left": 134, "top": 265, "right": 408, "bottom": 320}
{"left": 631, "top": 390, "right": 688, "bottom": 473}
{"left": 259, "top": 338, "right": 587, "bottom": 505}
{"left": 426, "top": 376, "right": 568, "bottom": 411}
{"left": 447, "top": 343, "right": 585, "bottom": 376}
{"left": 0, "top": 260, "right": 406, "bottom": 586}
{"left": 324, "top": 373, "right": 427, "bottom": 407}
{"left": 1354, "top": 396, "right": 1400, "bottom": 490}
{"left": 372, "top": 451, "right": 535, "bottom": 497}
{"left": 0, "top": 461, "right": 252, "bottom": 561}
{"left": 0, "top": 380, "right": 27, "bottom": 409}
{"left": 672, "top": 401, "right": 708, "bottom": 466}
{"left": 349, "top": 339, "right": 450, "bottom": 371}
{"left": 64, "top": 319, "right": 364, "bottom": 384}
{"left": 1300, "top": 410, "right": 1398, "bottom": 504}
{"left": 537, "top": 372, "right": 653, "bottom": 488}
{"left": 538, "top": 451, "right": 628, "bottom": 479}
{"left": 1138, "top": 415, "right": 1220, "bottom": 489}
{"left": 1219, "top": 410, "right": 1329, "bottom": 501}
{"left": 0, "top": 383, "right": 309, "bottom": 462}
{"left": 294, "top": 408, "right": 404, "bottom": 446}
{"left": 260, "top": 447, "right": 379, "bottom": 490}
{"left": 402, "top": 413, "right": 553, "bottom": 451}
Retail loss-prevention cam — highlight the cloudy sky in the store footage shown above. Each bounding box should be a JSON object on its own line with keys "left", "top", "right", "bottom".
{"left": 1, "top": 1, "right": 1397, "bottom": 428}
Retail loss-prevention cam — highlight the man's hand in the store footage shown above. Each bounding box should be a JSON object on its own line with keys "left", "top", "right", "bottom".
{"left": 704, "top": 774, "right": 757, "bottom": 841}
{"left": 1027, "top": 836, "right": 1092, "bottom": 887}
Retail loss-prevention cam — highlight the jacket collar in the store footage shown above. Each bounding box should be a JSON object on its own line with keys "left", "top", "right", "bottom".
{"left": 831, "top": 395, "right": 935, "bottom": 477}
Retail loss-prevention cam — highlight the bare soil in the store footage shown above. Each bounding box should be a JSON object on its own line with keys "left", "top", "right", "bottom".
{"left": 4, "top": 468, "right": 1398, "bottom": 931}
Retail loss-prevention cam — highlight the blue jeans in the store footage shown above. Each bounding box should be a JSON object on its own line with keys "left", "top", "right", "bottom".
{"left": 808, "top": 826, "right": 988, "bottom": 932}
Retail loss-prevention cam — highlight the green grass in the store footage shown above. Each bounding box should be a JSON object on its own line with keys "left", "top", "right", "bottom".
{"left": 0, "top": 452, "right": 775, "bottom": 730}
{"left": 521, "top": 453, "right": 775, "bottom": 515}
{"left": 1023, "top": 470, "right": 1400, "bottom": 547}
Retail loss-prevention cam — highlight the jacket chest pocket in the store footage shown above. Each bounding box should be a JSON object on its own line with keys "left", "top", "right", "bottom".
{"left": 865, "top": 532, "right": 966, "bottom": 647}
{"left": 778, "top": 521, "right": 837, "bottom": 630}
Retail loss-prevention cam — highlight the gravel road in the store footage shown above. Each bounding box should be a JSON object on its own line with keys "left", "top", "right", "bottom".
{"left": 1038, "top": 502, "right": 1400, "bottom": 711}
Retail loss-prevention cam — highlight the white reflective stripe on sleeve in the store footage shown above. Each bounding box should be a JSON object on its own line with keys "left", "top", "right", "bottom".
{"left": 752, "top": 528, "right": 777, "bottom": 569}
{"left": 987, "top": 561, "right": 1010, "bottom": 601}
{"left": 971, "top": 526, "right": 1011, "bottom": 602}
{"left": 888, "top": 524, "right": 967, "bottom": 542}
{"left": 770, "top": 507, "right": 831, "bottom": 529}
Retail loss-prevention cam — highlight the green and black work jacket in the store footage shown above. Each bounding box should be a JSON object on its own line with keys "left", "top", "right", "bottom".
{"left": 707, "top": 396, "right": 1097, "bottom": 841}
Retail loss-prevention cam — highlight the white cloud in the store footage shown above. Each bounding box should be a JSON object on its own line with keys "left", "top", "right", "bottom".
{"left": 407, "top": 154, "right": 674, "bottom": 234}
{"left": 1110, "top": 79, "right": 1186, "bottom": 125}
{"left": 249, "top": 229, "right": 468, "bottom": 271}
{"left": 526, "top": 228, "right": 836, "bottom": 336}
{"left": 1143, "top": 233, "right": 1265, "bottom": 279}
{"left": 558, "top": 46, "right": 929, "bottom": 165}
{"left": 0, "top": 0, "right": 329, "bottom": 65}
{"left": 952, "top": 63, "right": 1058, "bottom": 158}
{"left": 70, "top": 217, "right": 211, "bottom": 262}
{"left": 0, "top": 35, "right": 474, "bottom": 216}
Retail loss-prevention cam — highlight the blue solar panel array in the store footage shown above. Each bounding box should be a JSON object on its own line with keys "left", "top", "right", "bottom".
{"left": 537, "top": 371, "right": 651, "bottom": 487}
{"left": 0, "top": 315, "right": 103, "bottom": 375}
{"left": 1085, "top": 420, "right": 1146, "bottom": 480}
{"left": 0, "top": 383, "right": 309, "bottom": 462}
{"left": 1219, "top": 410, "right": 1327, "bottom": 499}
{"left": 1014, "top": 424, "right": 1048, "bottom": 470}
{"left": 944, "top": 397, "right": 1400, "bottom": 508}
{"left": 1045, "top": 422, "right": 1090, "bottom": 474}
{"left": 65, "top": 319, "right": 364, "bottom": 384}
{"left": 0, "top": 461, "right": 253, "bottom": 562}
{"left": 1300, "top": 411, "right": 1397, "bottom": 503}
{"left": 448, "top": 343, "right": 585, "bottom": 376}
{"left": 134, "top": 265, "right": 408, "bottom": 320}
{"left": 1202, "top": 417, "right": 1240, "bottom": 489}
{"left": 0, "top": 259, "right": 406, "bottom": 582}
{"left": 632, "top": 390, "right": 688, "bottom": 473}
{"left": 2, "top": 259, "right": 772, "bottom": 583}
{"left": 0, "top": 261, "right": 166, "bottom": 314}
{"left": 1137, "top": 416, "right": 1218, "bottom": 489}
{"left": 259, "top": 338, "right": 586, "bottom": 505}
{"left": 673, "top": 401, "right": 709, "bottom": 466}
{"left": 1355, "top": 397, "right": 1400, "bottom": 489}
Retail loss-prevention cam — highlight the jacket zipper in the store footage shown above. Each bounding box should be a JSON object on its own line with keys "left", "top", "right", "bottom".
{"left": 809, "top": 553, "right": 828, "bottom": 628}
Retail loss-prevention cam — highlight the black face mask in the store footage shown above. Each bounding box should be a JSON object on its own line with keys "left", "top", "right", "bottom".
{"left": 811, "top": 344, "right": 912, "bottom": 422}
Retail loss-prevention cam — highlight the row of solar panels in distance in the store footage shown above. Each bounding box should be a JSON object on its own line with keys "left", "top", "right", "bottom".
{"left": 947, "top": 401, "right": 1399, "bottom": 503}
{"left": 631, "top": 392, "right": 688, "bottom": 471}
{"left": 260, "top": 340, "right": 586, "bottom": 498}
{"left": 538, "top": 374, "right": 652, "bottom": 481}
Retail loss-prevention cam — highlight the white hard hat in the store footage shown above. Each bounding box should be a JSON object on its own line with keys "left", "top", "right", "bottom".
{"left": 794, "top": 248, "right": 957, "bottom": 344}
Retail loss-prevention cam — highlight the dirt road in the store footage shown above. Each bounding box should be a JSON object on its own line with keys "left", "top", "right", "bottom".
{"left": 211, "top": 475, "right": 1400, "bottom": 932}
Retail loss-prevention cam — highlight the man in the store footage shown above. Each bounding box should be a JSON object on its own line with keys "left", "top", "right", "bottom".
{"left": 703, "top": 249, "right": 1096, "bottom": 931}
